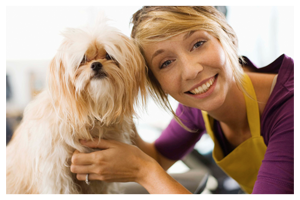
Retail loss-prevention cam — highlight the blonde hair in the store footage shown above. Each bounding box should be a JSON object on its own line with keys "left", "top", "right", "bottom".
{"left": 131, "top": 6, "right": 245, "bottom": 131}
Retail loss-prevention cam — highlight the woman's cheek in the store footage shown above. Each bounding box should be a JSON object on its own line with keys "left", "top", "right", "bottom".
{"left": 161, "top": 73, "right": 179, "bottom": 95}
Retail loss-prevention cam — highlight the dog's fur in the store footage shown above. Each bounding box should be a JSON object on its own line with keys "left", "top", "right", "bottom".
{"left": 6, "top": 17, "right": 147, "bottom": 194}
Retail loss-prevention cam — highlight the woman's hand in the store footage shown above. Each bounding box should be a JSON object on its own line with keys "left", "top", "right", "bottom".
{"left": 70, "top": 139, "right": 157, "bottom": 184}
{"left": 71, "top": 139, "right": 191, "bottom": 194}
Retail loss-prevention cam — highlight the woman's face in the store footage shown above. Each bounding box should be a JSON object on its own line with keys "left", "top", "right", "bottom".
{"left": 143, "top": 30, "right": 235, "bottom": 112}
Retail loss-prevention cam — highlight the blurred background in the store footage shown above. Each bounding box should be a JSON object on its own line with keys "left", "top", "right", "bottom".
{"left": 6, "top": 6, "right": 294, "bottom": 194}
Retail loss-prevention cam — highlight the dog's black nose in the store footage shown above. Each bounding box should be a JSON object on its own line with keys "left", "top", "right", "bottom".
{"left": 91, "top": 62, "right": 102, "bottom": 71}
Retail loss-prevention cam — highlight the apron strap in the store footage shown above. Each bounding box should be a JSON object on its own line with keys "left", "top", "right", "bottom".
{"left": 201, "top": 73, "right": 265, "bottom": 194}
{"left": 241, "top": 73, "right": 261, "bottom": 138}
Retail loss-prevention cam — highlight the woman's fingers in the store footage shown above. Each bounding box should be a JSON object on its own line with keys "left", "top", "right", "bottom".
{"left": 71, "top": 139, "right": 145, "bottom": 183}
{"left": 72, "top": 150, "right": 103, "bottom": 165}
{"left": 76, "top": 173, "right": 106, "bottom": 182}
{"left": 72, "top": 139, "right": 117, "bottom": 165}
{"left": 80, "top": 138, "right": 115, "bottom": 149}
{"left": 76, "top": 173, "right": 135, "bottom": 183}
{"left": 70, "top": 163, "right": 96, "bottom": 174}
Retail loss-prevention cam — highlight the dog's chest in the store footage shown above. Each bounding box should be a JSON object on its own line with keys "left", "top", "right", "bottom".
{"left": 89, "top": 125, "right": 131, "bottom": 144}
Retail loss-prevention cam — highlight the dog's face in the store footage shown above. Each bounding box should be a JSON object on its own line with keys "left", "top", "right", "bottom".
{"left": 48, "top": 23, "right": 147, "bottom": 128}
{"left": 72, "top": 41, "right": 121, "bottom": 103}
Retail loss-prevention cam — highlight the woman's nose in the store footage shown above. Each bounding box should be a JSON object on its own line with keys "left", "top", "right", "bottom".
{"left": 181, "top": 56, "right": 203, "bottom": 80}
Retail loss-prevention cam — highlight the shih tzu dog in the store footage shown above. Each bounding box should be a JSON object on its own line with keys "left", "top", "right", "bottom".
{"left": 6, "top": 17, "right": 147, "bottom": 194}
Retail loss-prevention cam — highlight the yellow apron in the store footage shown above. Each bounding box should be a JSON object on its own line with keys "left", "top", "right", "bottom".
{"left": 201, "top": 74, "right": 267, "bottom": 194}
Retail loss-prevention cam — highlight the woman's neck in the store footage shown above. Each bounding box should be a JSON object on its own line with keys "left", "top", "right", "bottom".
{"left": 207, "top": 81, "right": 249, "bottom": 133}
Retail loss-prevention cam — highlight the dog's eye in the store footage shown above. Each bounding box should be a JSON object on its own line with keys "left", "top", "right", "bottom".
{"left": 105, "top": 53, "right": 114, "bottom": 60}
{"left": 80, "top": 55, "right": 86, "bottom": 64}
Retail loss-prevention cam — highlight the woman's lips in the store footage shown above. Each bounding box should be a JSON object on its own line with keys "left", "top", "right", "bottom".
{"left": 185, "top": 74, "right": 218, "bottom": 99}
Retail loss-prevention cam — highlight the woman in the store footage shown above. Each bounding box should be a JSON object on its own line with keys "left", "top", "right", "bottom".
{"left": 70, "top": 6, "right": 294, "bottom": 194}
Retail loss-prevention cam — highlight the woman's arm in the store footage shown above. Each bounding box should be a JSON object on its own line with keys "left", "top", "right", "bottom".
{"left": 138, "top": 159, "right": 192, "bottom": 194}
{"left": 134, "top": 130, "right": 177, "bottom": 171}
{"left": 252, "top": 97, "right": 294, "bottom": 194}
{"left": 70, "top": 139, "right": 191, "bottom": 194}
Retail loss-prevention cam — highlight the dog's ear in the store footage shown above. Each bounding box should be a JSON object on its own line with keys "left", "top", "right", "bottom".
{"left": 48, "top": 56, "right": 70, "bottom": 113}
{"left": 48, "top": 56, "right": 64, "bottom": 100}
{"left": 47, "top": 55, "right": 88, "bottom": 124}
{"left": 122, "top": 36, "right": 148, "bottom": 108}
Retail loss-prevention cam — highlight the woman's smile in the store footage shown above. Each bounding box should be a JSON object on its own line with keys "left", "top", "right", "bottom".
{"left": 185, "top": 74, "right": 218, "bottom": 98}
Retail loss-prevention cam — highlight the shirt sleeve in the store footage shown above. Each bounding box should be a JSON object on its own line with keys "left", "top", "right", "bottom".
{"left": 154, "top": 104, "right": 206, "bottom": 160}
{"left": 252, "top": 56, "right": 294, "bottom": 194}
{"left": 252, "top": 97, "right": 294, "bottom": 193}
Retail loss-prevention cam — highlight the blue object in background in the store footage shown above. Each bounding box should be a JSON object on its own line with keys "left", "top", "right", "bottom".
{"left": 6, "top": 75, "right": 12, "bottom": 101}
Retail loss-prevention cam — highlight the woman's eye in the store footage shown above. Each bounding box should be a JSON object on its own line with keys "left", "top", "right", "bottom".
{"left": 80, "top": 55, "right": 86, "bottom": 64}
{"left": 192, "top": 41, "right": 205, "bottom": 51}
{"left": 160, "top": 60, "right": 173, "bottom": 69}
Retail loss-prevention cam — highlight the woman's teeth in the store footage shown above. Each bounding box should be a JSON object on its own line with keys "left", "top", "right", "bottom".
{"left": 190, "top": 76, "right": 215, "bottom": 95}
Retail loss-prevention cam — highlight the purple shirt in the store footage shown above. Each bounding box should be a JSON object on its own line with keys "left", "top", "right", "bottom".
{"left": 154, "top": 54, "right": 294, "bottom": 194}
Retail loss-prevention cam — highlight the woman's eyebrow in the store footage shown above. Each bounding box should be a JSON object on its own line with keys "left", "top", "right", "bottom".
{"left": 183, "top": 30, "right": 196, "bottom": 40}
{"left": 151, "top": 49, "right": 165, "bottom": 65}
{"left": 150, "top": 31, "right": 196, "bottom": 65}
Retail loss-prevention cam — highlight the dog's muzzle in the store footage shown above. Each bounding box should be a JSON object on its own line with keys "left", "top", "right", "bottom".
{"left": 91, "top": 62, "right": 102, "bottom": 72}
{"left": 91, "top": 62, "right": 107, "bottom": 79}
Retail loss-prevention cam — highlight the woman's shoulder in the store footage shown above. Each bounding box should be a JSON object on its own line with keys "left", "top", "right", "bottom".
{"left": 260, "top": 54, "right": 294, "bottom": 100}
{"left": 258, "top": 55, "right": 294, "bottom": 145}
{"left": 276, "top": 54, "right": 294, "bottom": 91}
{"left": 243, "top": 54, "right": 293, "bottom": 114}
{"left": 242, "top": 54, "right": 294, "bottom": 86}
{"left": 241, "top": 54, "right": 293, "bottom": 74}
